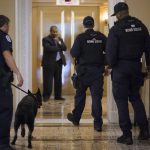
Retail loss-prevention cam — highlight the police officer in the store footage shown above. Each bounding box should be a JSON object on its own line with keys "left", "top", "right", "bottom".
{"left": 67, "top": 16, "right": 107, "bottom": 132}
{"left": 106, "top": 2, "right": 150, "bottom": 145}
{"left": 0, "top": 15, "right": 23, "bottom": 150}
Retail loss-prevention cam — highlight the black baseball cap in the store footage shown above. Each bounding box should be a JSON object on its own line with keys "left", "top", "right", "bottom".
{"left": 111, "top": 2, "right": 129, "bottom": 16}
{"left": 83, "top": 16, "right": 94, "bottom": 27}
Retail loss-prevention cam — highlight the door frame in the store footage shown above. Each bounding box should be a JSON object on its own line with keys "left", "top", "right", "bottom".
{"left": 32, "top": 5, "right": 100, "bottom": 95}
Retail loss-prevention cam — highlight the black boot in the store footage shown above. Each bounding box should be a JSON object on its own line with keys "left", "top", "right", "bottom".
{"left": 67, "top": 113, "right": 79, "bottom": 126}
{"left": 94, "top": 123, "right": 102, "bottom": 132}
{"left": 138, "top": 128, "right": 150, "bottom": 140}
{"left": 117, "top": 135, "right": 133, "bottom": 145}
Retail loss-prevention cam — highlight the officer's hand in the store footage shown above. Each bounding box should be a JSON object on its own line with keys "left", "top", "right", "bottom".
{"left": 16, "top": 72, "right": 23, "bottom": 87}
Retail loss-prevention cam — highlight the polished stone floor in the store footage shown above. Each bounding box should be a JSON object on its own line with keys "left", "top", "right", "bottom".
{"left": 10, "top": 96, "right": 150, "bottom": 150}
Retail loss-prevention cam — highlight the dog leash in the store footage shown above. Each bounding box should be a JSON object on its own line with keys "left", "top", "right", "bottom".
{"left": 11, "top": 83, "right": 37, "bottom": 100}
{"left": 11, "top": 83, "right": 28, "bottom": 95}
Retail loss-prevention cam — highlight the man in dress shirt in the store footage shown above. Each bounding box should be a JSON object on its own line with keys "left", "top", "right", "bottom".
{"left": 42, "top": 26, "right": 67, "bottom": 101}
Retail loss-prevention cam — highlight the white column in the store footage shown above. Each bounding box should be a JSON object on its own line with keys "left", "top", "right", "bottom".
{"left": 107, "top": 0, "right": 126, "bottom": 123}
{"left": 15, "top": 0, "right": 32, "bottom": 105}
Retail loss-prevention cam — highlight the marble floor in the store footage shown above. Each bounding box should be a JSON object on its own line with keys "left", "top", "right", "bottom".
{"left": 10, "top": 96, "right": 150, "bottom": 150}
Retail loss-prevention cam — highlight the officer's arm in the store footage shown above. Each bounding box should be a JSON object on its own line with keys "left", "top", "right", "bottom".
{"left": 42, "top": 38, "right": 60, "bottom": 52}
{"left": 70, "top": 36, "right": 81, "bottom": 58}
{"left": 3, "top": 50, "right": 23, "bottom": 86}
{"left": 106, "top": 28, "right": 118, "bottom": 68}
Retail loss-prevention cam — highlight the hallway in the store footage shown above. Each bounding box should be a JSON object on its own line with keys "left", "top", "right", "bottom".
{"left": 10, "top": 96, "right": 150, "bottom": 150}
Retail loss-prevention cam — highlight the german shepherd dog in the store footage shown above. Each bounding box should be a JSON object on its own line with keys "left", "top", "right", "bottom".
{"left": 11, "top": 89, "right": 42, "bottom": 148}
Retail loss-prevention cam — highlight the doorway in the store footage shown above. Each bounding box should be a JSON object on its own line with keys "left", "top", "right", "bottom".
{"left": 32, "top": 6, "right": 100, "bottom": 95}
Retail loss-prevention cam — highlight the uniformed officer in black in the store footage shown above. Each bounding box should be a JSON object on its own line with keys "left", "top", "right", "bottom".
{"left": 106, "top": 2, "right": 150, "bottom": 145}
{"left": 67, "top": 16, "right": 107, "bottom": 132}
{"left": 0, "top": 15, "right": 23, "bottom": 150}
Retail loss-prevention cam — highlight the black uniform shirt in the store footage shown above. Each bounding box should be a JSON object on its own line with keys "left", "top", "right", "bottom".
{"left": 0, "top": 30, "right": 13, "bottom": 72}
{"left": 106, "top": 16, "right": 150, "bottom": 68}
{"left": 70, "top": 29, "right": 107, "bottom": 66}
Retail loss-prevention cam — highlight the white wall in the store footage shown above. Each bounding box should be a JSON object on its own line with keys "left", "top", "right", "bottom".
{"left": 0, "top": 0, "right": 16, "bottom": 41}
{"left": 126, "top": 0, "right": 150, "bottom": 31}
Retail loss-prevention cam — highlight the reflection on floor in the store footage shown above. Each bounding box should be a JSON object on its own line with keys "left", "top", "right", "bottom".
{"left": 10, "top": 96, "right": 150, "bottom": 150}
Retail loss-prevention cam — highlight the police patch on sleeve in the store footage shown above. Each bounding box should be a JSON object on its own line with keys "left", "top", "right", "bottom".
{"left": 5, "top": 35, "right": 11, "bottom": 42}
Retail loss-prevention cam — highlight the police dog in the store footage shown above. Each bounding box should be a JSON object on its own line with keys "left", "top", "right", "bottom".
{"left": 11, "top": 89, "right": 42, "bottom": 148}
